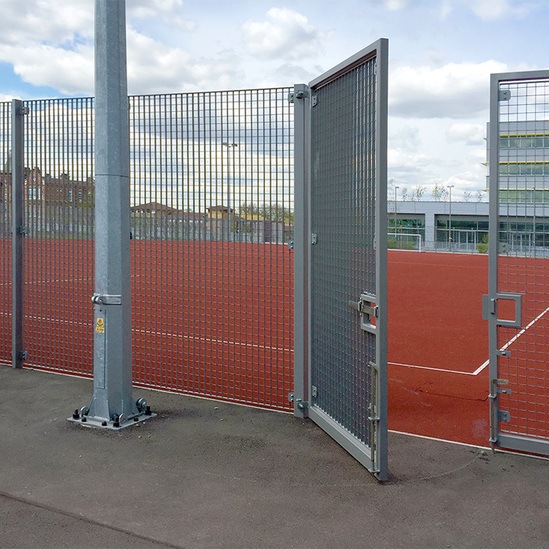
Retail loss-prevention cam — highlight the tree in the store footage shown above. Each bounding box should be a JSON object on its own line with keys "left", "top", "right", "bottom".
{"left": 463, "top": 191, "right": 472, "bottom": 202}
{"left": 476, "top": 190, "right": 486, "bottom": 202}
{"left": 239, "top": 203, "right": 294, "bottom": 224}
{"left": 400, "top": 187, "right": 409, "bottom": 201}
{"left": 411, "top": 185, "right": 426, "bottom": 201}
{"left": 432, "top": 184, "right": 449, "bottom": 202}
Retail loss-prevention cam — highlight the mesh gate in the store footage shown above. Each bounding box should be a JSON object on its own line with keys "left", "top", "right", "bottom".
{"left": 488, "top": 71, "right": 549, "bottom": 455}
{"left": 3, "top": 90, "right": 293, "bottom": 411}
{"left": 294, "top": 40, "right": 388, "bottom": 479}
{"left": 0, "top": 102, "right": 11, "bottom": 366}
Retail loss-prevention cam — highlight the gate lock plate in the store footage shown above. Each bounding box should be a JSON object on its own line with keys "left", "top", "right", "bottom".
{"left": 348, "top": 293, "right": 378, "bottom": 334}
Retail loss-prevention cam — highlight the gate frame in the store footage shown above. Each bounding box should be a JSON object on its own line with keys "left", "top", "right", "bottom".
{"left": 293, "top": 38, "right": 389, "bottom": 479}
{"left": 487, "top": 69, "right": 549, "bottom": 456}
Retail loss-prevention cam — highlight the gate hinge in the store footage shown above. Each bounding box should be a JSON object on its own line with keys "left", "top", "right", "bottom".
{"left": 288, "top": 392, "right": 309, "bottom": 410}
{"left": 498, "top": 410, "right": 511, "bottom": 422}
{"left": 481, "top": 294, "right": 495, "bottom": 318}
{"left": 16, "top": 225, "right": 27, "bottom": 236}
{"left": 288, "top": 90, "right": 308, "bottom": 103}
{"left": 489, "top": 378, "right": 512, "bottom": 399}
{"left": 499, "top": 89, "right": 511, "bottom": 102}
{"left": 18, "top": 105, "right": 30, "bottom": 116}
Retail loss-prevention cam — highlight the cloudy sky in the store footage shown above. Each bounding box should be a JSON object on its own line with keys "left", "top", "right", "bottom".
{"left": 0, "top": 0, "right": 547, "bottom": 200}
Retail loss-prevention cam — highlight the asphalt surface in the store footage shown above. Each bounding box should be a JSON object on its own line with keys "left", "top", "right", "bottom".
{"left": 0, "top": 366, "right": 548, "bottom": 549}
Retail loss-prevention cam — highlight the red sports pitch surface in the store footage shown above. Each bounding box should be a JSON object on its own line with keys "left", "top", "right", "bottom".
{"left": 2, "top": 240, "right": 548, "bottom": 448}
{"left": 387, "top": 251, "right": 490, "bottom": 446}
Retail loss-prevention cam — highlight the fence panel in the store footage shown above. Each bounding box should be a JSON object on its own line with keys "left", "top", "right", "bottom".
{"left": 23, "top": 98, "right": 95, "bottom": 376}
{"left": 0, "top": 102, "right": 11, "bottom": 366}
{"left": 129, "top": 90, "right": 294, "bottom": 409}
{"left": 9, "top": 90, "right": 294, "bottom": 411}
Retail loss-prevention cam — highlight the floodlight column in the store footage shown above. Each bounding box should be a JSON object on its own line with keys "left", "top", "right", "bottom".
{"left": 69, "top": 0, "right": 153, "bottom": 429}
{"left": 394, "top": 186, "right": 399, "bottom": 234}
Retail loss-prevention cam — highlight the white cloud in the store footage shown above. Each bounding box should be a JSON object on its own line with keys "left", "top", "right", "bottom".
{"left": 470, "top": 0, "right": 536, "bottom": 20}
{"left": 126, "top": 30, "right": 244, "bottom": 94}
{"left": 390, "top": 60, "right": 508, "bottom": 119}
{"left": 0, "top": 42, "right": 94, "bottom": 96}
{"left": 384, "top": 0, "right": 413, "bottom": 10}
{"left": 242, "top": 8, "right": 323, "bottom": 60}
{"left": 390, "top": 124, "right": 421, "bottom": 153}
{"left": 446, "top": 123, "right": 486, "bottom": 145}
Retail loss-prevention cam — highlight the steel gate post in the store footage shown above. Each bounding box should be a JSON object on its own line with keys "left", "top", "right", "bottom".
{"left": 291, "top": 84, "right": 311, "bottom": 418}
{"left": 69, "top": 0, "right": 154, "bottom": 429}
{"left": 11, "top": 100, "right": 26, "bottom": 369}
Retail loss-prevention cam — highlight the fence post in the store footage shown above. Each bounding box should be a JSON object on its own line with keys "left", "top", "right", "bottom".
{"left": 69, "top": 0, "right": 154, "bottom": 429}
{"left": 11, "top": 99, "right": 26, "bottom": 369}
{"left": 292, "top": 84, "right": 311, "bottom": 418}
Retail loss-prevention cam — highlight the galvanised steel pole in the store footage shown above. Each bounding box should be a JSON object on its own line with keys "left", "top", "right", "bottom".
{"left": 11, "top": 99, "right": 27, "bottom": 369}
{"left": 70, "top": 0, "right": 153, "bottom": 429}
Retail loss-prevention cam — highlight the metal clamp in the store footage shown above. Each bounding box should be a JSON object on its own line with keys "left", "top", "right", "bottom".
{"left": 91, "top": 293, "right": 122, "bottom": 305}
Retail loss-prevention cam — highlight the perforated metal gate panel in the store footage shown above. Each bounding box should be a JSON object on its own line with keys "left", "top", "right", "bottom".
{"left": 488, "top": 71, "right": 549, "bottom": 456}
{"left": 297, "top": 40, "right": 388, "bottom": 479}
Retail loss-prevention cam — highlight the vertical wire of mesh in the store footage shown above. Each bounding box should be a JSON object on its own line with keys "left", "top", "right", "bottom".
{"left": 497, "top": 77, "right": 549, "bottom": 442}
{"left": 22, "top": 98, "right": 94, "bottom": 377}
{"left": 129, "top": 88, "right": 293, "bottom": 410}
{"left": 0, "top": 101, "right": 11, "bottom": 366}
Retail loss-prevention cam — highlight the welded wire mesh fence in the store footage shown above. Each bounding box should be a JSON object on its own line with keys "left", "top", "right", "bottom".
{"left": 1, "top": 89, "right": 294, "bottom": 410}
{"left": 129, "top": 89, "right": 294, "bottom": 408}
{"left": 22, "top": 98, "right": 95, "bottom": 376}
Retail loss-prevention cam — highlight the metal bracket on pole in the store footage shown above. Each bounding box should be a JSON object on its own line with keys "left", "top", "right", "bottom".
{"left": 91, "top": 293, "right": 122, "bottom": 305}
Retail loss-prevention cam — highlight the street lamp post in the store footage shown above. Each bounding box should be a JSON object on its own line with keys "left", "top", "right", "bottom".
{"left": 447, "top": 184, "right": 454, "bottom": 250}
{"left": 223, "top": 142, "right": 237, "bottom": 241}
{"left": 394, "top": 186, "right": 399, "bottom": 235}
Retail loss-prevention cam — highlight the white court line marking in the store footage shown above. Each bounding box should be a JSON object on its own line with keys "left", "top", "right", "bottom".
{"left": 389, "top": 362, "right": 477, "bottom": 376}
{"left": 0, "top": 311, "right": 292, "bottom": 353}
{"left": 392, "top": 304, "right": 549, "bottom": 377}
{"left": 472, "top": 304, "right": 549, "bottom": 376}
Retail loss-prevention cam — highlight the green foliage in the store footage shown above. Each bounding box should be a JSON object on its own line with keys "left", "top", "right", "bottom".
{"left": 388, "top": 237, "right": 416, "bottom": 250}
{"left": 477, "top": 234, "right": 489, "bottom": 254}
{"left": 239, "top": 203, "right": 294, "bottom": 224}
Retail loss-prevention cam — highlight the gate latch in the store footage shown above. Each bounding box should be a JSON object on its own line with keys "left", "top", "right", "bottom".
{"left": 348, "top": 293, "right": 378, "bottom": 334}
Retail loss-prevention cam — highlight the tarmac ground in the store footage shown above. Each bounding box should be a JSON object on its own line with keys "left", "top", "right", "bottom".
{"left": 0, "top": 366, "right": 548, "bottom": 549}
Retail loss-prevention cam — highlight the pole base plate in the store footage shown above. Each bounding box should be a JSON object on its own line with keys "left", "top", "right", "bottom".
{"left": 67, "top": 411, "right": 157, "bottom": 430}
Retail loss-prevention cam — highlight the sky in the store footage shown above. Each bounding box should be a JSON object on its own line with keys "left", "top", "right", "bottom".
{"left": 0, "top": 0, "right": 548, "bottom": 201}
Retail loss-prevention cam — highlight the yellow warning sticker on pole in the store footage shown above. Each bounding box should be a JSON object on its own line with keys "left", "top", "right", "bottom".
{"left": 95, "top": 317, "right": 105, "bottom": 333}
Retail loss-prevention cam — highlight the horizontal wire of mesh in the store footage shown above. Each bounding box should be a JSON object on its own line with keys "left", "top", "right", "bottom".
{"left": 497, "top": 77, "right": 549, "bottom": 441}
{"left": 129, "top": 89, "right": 294, "bottom": 410}
{"left": 0, "top": 101, "right": 12, "bottom": 366}
{"left": 310, "top": 59, "right": 377, "bottom": 443}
